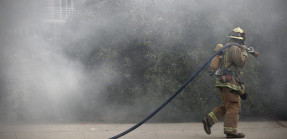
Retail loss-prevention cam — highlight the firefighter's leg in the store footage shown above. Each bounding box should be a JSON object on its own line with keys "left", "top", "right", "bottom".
{"left": 209, "top": 87, "right": 226, "bottom": 125}
{"left": 222, "top": 87, "right": 245, "bottom": 138}
{"left": 209, "top": 104, "right": 225, "bottom": 125}
{"left": 202, "top": 88, "right": 226, "bottom": 135}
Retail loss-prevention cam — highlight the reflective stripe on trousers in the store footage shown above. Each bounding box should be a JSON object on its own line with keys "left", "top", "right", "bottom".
{"left": 208, "top": 112, "right": 218, "bottom": 123}
{"left": 224, "top": 126, "right": 237, "bottom": 134}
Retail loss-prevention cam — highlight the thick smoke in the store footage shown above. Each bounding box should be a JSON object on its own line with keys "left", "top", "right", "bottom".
{"left": 0, "top": 0, "right": 119, "bottom": 122}
{"left": 0, "top": 0, "right": 286, "bottom": 123}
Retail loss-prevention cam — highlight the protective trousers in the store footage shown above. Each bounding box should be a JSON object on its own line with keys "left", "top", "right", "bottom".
{"left": 207, "top": 87, "right": 241, "bottom": 135}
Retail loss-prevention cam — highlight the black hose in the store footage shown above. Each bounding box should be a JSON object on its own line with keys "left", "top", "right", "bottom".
{"left": 110, "top": 43, "right": 240, "bottom": 139}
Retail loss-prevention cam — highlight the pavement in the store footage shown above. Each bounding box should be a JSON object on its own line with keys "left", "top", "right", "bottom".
{"left": 0, "top": 121, "right": 286, "bottom": 139}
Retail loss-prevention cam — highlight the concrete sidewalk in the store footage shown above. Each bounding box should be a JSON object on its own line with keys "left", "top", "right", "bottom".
{"left": 0, "top": 121, "right": 286, "bottom": 139}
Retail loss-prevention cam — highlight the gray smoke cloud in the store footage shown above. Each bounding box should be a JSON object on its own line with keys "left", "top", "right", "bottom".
{"left": 0, "top": 0, "right": 286, "bottom": 123}
{"left": 0, "top": 0, "right": 120, "bottom": 122}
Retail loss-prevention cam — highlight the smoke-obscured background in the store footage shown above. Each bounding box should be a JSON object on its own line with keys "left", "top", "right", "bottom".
{"left": 0, "top": 0, "right": 286, "bottom": 123}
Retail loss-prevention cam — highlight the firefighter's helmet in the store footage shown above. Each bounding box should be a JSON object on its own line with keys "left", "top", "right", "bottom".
{"left": 229, "top": 27, "right": 245, "bottom": 40}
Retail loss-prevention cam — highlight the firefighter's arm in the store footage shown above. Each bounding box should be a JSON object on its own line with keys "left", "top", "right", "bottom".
{"left": 229, "top": 45, "right": 248, "bottom": 67}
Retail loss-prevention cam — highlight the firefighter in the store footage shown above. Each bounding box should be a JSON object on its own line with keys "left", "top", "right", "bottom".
{"left": 202, "top": 27, "right": 248, "bottom": 138}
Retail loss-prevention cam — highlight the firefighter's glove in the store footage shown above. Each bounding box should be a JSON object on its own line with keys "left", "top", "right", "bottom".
{"left": 240, "top": 93, "right": 248, "bottom": 100}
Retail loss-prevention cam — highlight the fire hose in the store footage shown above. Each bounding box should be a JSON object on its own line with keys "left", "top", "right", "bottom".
{"left": 110, "top": 43, "right": 258, "bottom": 139}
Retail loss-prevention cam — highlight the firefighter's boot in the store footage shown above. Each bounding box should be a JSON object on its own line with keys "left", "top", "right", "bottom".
{"left": 202, "top": 112, "right": 218, "bottom": 135}
{"left": 202, "top": 116, "right": 211, "bottom": 135}
{"left": 226, "top": 133, "right": 245, "bottom": 138}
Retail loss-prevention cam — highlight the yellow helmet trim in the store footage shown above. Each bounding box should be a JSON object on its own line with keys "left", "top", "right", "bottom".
{"left": 232, "top": 27, "right": 244, "bottom": 33}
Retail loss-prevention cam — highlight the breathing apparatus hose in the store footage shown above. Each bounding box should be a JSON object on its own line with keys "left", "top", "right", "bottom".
{"left": 110, "top": 43, "right": 241, "bottom": 139}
